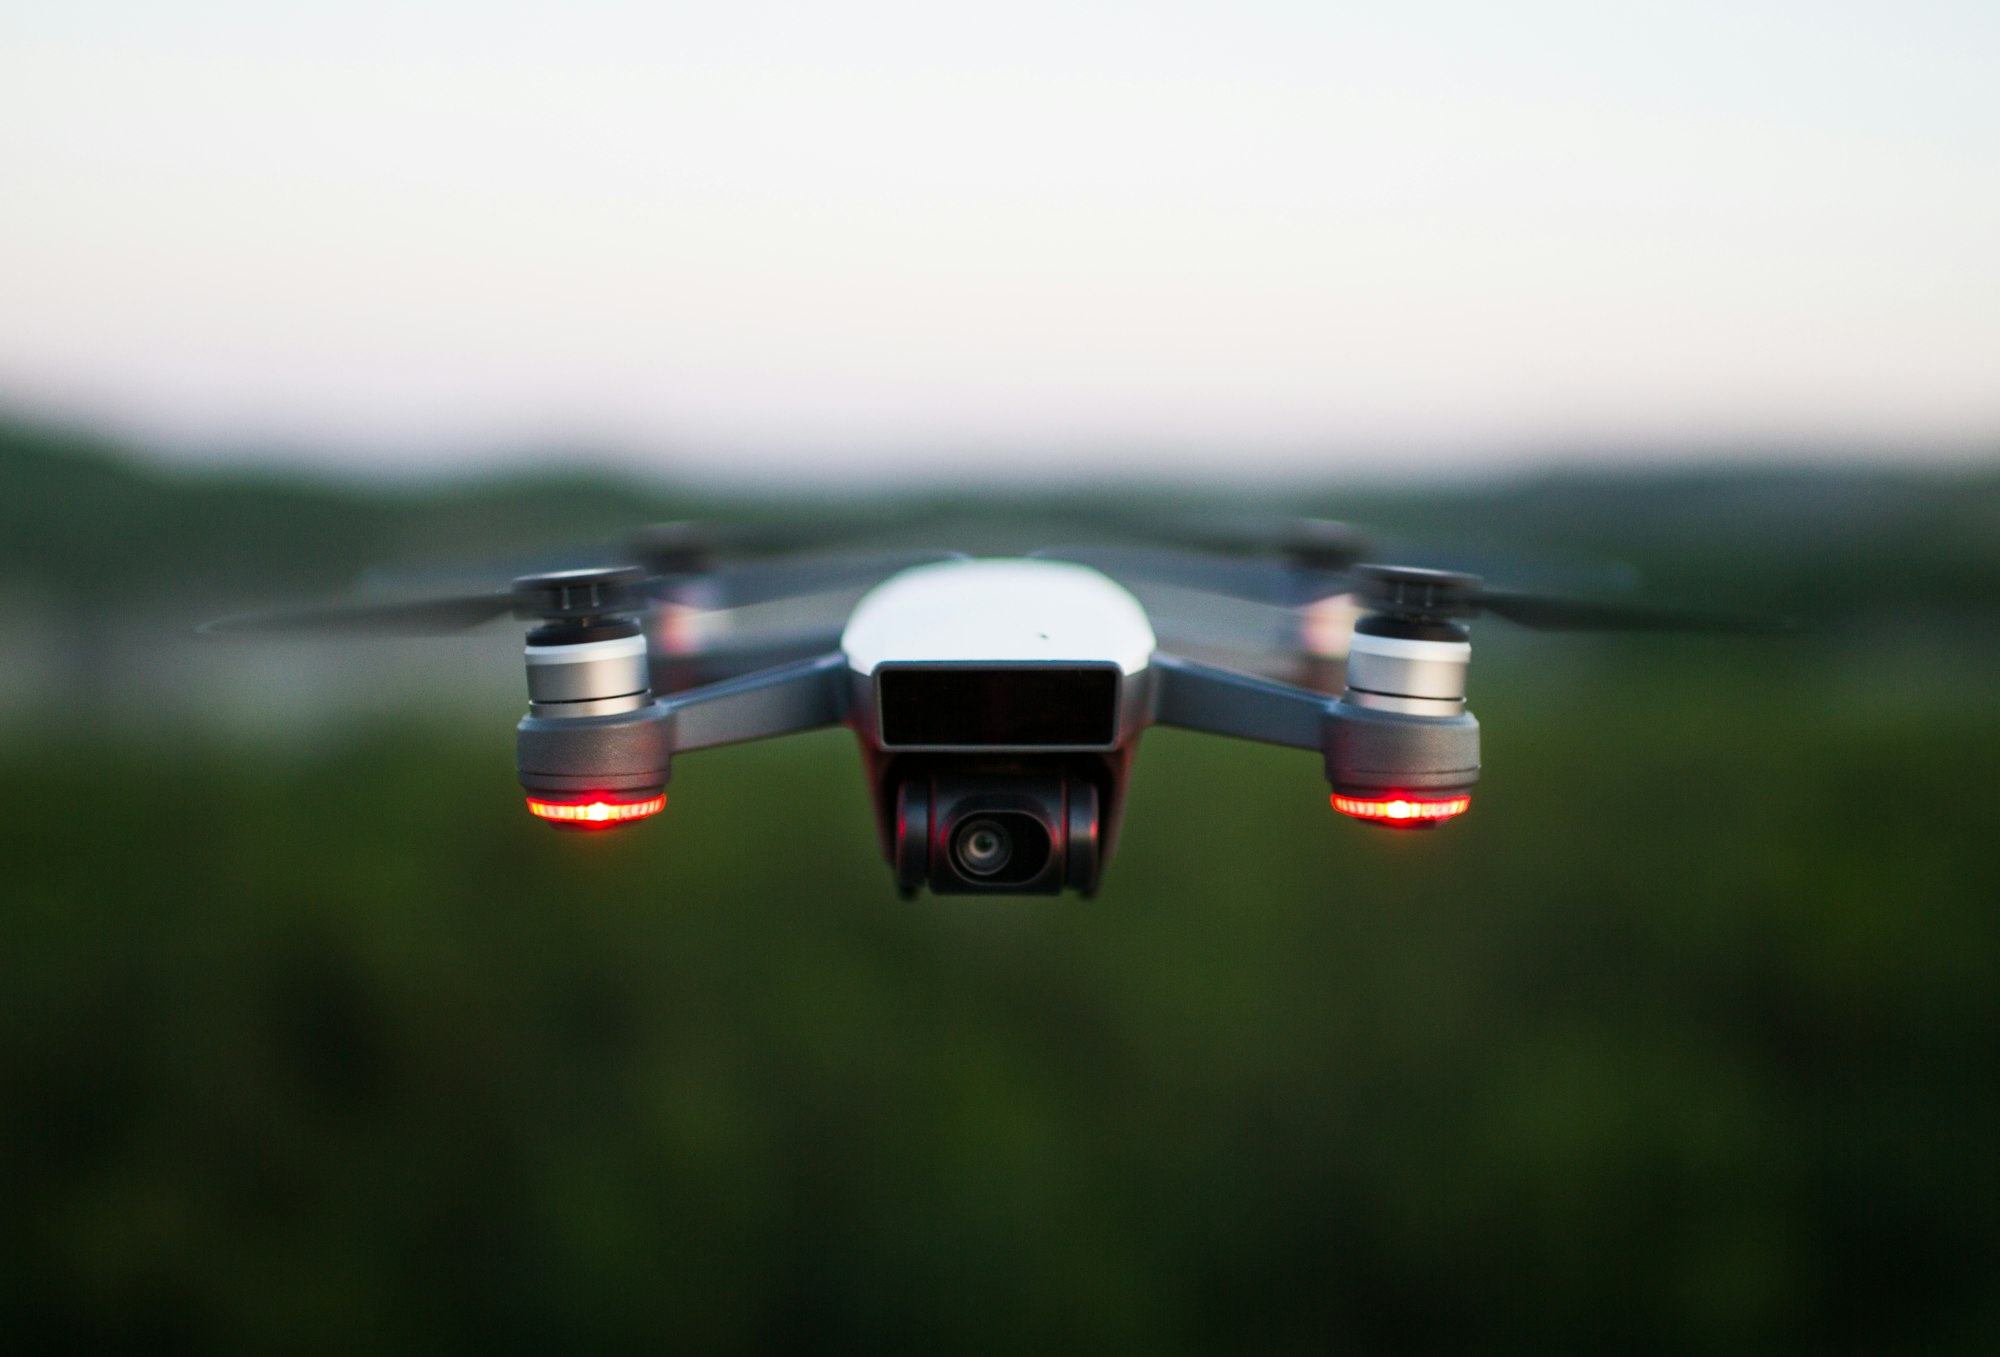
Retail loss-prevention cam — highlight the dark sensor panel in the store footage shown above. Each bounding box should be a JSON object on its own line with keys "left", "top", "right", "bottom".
{"left": 878, "top": 666, "right": 1120, "bottom": 747}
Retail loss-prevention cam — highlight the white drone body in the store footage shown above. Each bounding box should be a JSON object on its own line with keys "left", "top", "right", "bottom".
{"left": 841, "top": 559, "right": 1156, "bottom": 677}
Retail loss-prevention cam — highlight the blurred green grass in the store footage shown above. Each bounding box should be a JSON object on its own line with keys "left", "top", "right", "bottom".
{"left": 4, "top": 649, "right": 1995, "bottom": 1351}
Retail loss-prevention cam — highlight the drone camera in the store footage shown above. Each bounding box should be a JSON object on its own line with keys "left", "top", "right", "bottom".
{"left": 893, "top": 767, "right": 1103, "bottom": 895}
{"left": 949, "top": 812, "right": 1050, "bottom": 883}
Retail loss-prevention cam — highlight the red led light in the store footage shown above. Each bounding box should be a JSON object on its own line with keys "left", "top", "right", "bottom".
{"left": 1331, "top": 793, "right": 1471, "bottom": 825}
{"left": 525, "top": 794, "right": 666, "bottom": 827}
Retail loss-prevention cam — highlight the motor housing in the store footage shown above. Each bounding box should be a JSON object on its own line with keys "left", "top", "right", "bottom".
{"left": 1324, "top": 588, "right": 1480, "bottom": 826}
{"left": 513, "top": 568, "right": 670, "bottom": 828}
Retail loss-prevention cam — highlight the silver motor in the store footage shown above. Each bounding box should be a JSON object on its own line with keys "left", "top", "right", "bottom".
{"left": 525, "top": 631, "right": 651, "bottom": 717}
{"left": 512, "top": 566, "right": 672, "bottom": 827}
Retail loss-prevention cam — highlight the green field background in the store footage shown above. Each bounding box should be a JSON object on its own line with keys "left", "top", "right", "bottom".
{"left": 3, "top": 422, "right": 1997, "bottom": 1350}
{"left": 7, "top": 656, "right": 1997, "bottom": 1351}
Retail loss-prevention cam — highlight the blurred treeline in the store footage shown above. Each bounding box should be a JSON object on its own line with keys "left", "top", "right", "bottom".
{"left": 8, "top": 415, "right": 2000, "bottom": 626}
{"left": 2, "top": 414, "right": 1997, "bottom": 1350}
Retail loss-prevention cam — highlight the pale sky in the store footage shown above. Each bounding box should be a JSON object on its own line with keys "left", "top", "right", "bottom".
{"left": 2, "top": 0, "right": 1996, "bottom": 482}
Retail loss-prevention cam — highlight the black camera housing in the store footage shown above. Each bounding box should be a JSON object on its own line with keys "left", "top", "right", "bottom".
{"left": 884, "top": 759, "right": 1112, "bottom": 896}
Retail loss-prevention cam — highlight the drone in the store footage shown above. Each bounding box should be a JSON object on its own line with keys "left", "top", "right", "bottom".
{"left": 203, "top": 517, "right": 1781, "bottom": 896}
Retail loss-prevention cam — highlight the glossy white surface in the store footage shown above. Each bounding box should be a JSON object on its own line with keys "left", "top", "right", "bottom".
{"left": 841, "top": 559, "right": 1157, "bottom": 675}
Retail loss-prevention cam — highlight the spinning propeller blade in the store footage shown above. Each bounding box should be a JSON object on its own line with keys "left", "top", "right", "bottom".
{"left": 1349, "top": 565, "right": 1793, "bottom": 634}
{"left": 1048, "top": 511, "right": 1640, "bottom": 606}
{"left": 198, "top": 519, "right": 958, "bottom": 639}
{"left": 1469, "top": 587, "right": 1791, "bottom": 633}
{"left": 200, "top": 564, "right": 654, "bottom": 638}
{"left": 1031, "top": 547, "right": 1326, "bottom": 607}
{"left": 198, "top": 590, "right": 520, "bottom": 636}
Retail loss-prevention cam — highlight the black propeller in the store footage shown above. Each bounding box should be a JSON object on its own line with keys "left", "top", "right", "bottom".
{"left": 1037, "top": 548, "right": 1788, "bottom": 636}
{"left": 1030, "top": 546, "right": 1341, "bottom": 608}
{"left": 1052, "top": 510, "right": 1641, "bottom": 602}
{"left": 200, "top": 533, "right": 961, "bottom": 638}
{"left": 197, "top": 590, "right": 521, "bottom": 637}
{"left": 623, "top": 519, "right": 916, "bottom": 574}
{"left": 1351, "top": 565, "right": 1793, "bottom": 634}
{"left": 1133, "top": 512, "right": 1377, "bottom": 572}
{"left": 198, "top": 565, "right": 652, "bottom": 637}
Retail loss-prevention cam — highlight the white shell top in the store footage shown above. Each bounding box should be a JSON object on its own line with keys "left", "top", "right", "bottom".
{"left": 841, "top": 559, "right": 1158, "bottom": 676}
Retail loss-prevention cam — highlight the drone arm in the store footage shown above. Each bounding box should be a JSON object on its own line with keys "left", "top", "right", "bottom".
{"left": 657, "top": 651, "right": 851, "bottom": 752}
{"left": 1150, "top": 650, "right": 1480, "bottom": 824}
{"left": 516, "top": 651, "right": 850, "bottom": 807}
{"left": 1148, "top": 652, "right": 1331, "bottom": 751}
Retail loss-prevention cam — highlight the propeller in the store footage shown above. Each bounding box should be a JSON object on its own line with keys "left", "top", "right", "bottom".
{"left": 198, "top": 565, "right": 651, "bottom": 637}
{"left": 197, "top": 590, "right": 522, "bottom": 637}
{"left": 200, "top": 526, "right": 961, "bottom": 638}
{"left": 344, "top": 513, "right": 930, "bottom": 606}
{"left": 1051, "top": 511, "right": 1640, "bottom": 602}
{"left": 1136, "top": 513, "right": 1377, "bottom": 572}
{"left": 1351, "top": 565, "right": 1794, "bottom": 634}
{"left": 1030, "top": 546, "right": 1339, "bottom": 607}
{"left": 623, "top": 518, "right": 914, "bottom": 574}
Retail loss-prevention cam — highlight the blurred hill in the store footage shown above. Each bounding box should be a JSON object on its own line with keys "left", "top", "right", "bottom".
{"left": 4, "top": 409, "right": 1999, "bottom": 735}
{"left": 0, "top": 416, "right": 707, "bottom": 615}
{"left": 5, "top": 411, "right": 2000, "bottom": 627}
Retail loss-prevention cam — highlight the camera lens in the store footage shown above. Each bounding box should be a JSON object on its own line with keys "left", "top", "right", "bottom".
{"left": 952, "top": 818, "right": 1014, "bottom": 876}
